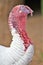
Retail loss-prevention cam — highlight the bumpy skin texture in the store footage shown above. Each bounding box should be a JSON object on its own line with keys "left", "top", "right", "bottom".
{"left": 8, "top": 5, "right": 33, "bottom": 50}
{"left": 0, "top": 5, "right": 34, "bottom": 65}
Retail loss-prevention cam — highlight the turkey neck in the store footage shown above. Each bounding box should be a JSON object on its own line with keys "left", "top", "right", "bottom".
{"left": 13, "top": 16, "right": 32, "bottom": 50}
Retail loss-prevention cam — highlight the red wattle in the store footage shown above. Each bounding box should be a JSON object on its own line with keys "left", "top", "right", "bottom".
{"left": 18, "top": 30, "right": 33, "bottom": 50}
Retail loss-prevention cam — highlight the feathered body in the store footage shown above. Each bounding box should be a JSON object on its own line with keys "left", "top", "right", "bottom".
{"left": 0, "top": 5, "right": 34, "bottom": 65}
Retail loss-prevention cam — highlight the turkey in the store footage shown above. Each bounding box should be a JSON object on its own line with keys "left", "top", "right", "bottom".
{"left": 0, "top": 5, "right": 34, "bottom": 65}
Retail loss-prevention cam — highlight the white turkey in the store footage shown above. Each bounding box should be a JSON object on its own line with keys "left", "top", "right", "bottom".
{"left": 0, "top": 5, "right": 34, "bottom": 65}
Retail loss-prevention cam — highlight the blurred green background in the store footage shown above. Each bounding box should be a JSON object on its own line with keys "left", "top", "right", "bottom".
{"left": 0, "top": 0, "right": 43, "bottom": 65}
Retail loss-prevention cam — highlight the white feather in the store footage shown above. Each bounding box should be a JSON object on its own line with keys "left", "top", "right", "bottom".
{"left": 0, "top": 28, "right": 34, "bottom": 65}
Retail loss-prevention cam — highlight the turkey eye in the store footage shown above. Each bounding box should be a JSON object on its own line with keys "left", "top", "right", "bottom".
{"left": 19, "top": 10, "right": 22, "bottom": 13}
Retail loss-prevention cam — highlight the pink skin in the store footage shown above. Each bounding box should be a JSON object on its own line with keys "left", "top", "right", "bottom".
{"left": 8, "top": 5, "right": 33, "bottom": 50}
{"left": 16, "top": 14, "right": 33, "bottom": 50}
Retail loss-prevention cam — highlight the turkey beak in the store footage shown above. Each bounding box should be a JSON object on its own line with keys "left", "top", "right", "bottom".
{"left": 25, "top": 6, "right": 33, "bottom": 16}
